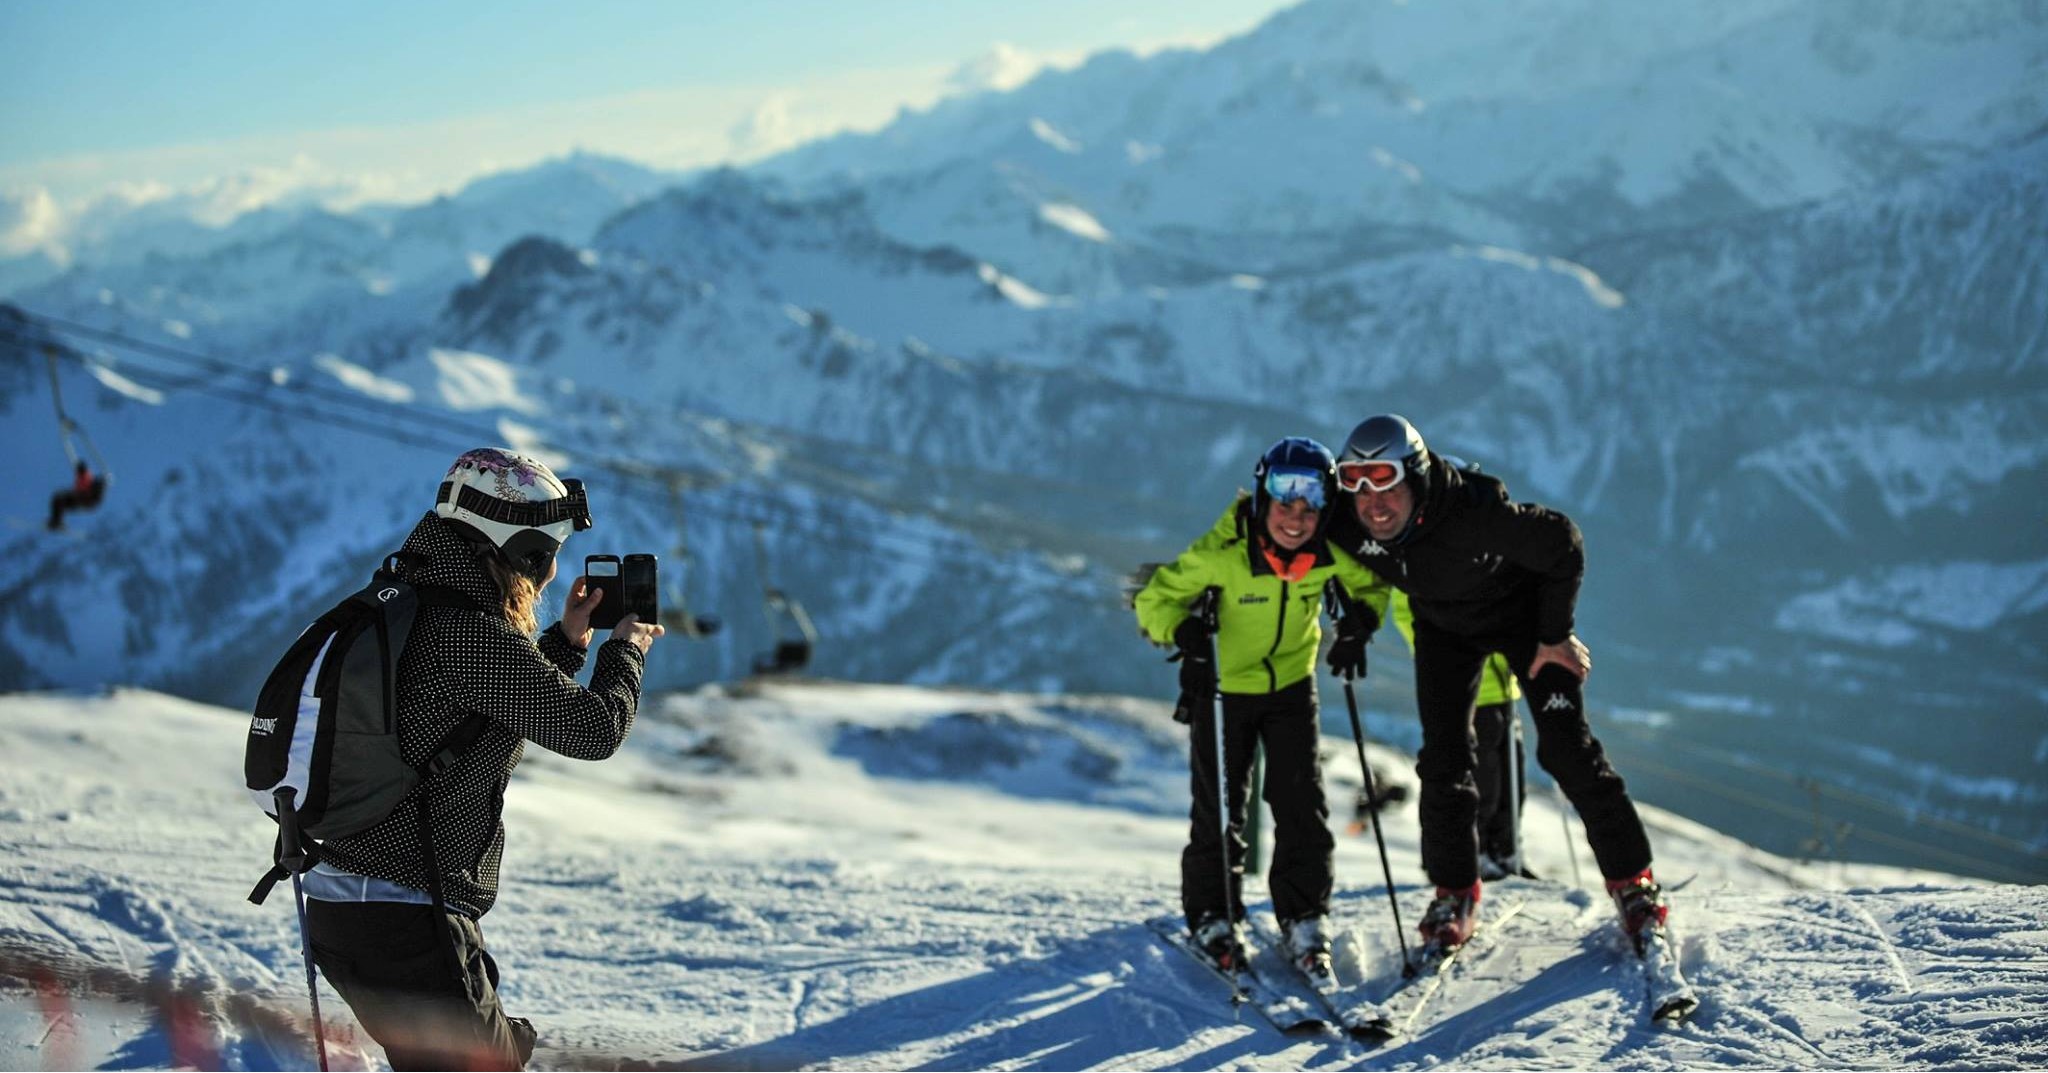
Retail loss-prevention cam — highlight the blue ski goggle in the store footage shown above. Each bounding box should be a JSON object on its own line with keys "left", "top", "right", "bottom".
{"left": 1263, "top": 466, "right": 1327, "bottom": 510}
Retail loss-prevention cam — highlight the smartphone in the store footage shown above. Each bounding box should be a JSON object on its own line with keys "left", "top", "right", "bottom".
{"left": 585, "top": 555, "right": 624, "bottom": 630}
{"left": 622, "top": 554, "right": 659, "bottom": 627}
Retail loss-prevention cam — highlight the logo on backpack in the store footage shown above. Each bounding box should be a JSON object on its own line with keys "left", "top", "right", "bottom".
{"left": 250, "top": 716, "right": 278, "bottom": 736}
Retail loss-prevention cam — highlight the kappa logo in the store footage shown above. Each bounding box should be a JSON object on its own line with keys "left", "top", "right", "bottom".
{"left": 1356, "top": 540, "right": 1389, "bottom": 557}
{"left": 250, "top": 716, "right": 279, "bottom": 736}
{"left": 1541, "top": 694, "right": 1575, "bottom": 713}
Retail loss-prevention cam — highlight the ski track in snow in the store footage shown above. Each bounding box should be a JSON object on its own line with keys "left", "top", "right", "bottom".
{"left": 1, "top": 684, "right": 2044, "bottom": 1070}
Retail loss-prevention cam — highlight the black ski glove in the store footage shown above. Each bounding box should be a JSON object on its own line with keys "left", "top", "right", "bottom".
{"left": 1325, "top": 605, "right": 1376, "bottom": 681}
{"left": 1169, "top": 615, "right": 1218, "bottom": 723}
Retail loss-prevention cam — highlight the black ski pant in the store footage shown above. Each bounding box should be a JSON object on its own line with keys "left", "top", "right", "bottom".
{"left": 306, "top": 900, "right": 537, "bottom": 1071}
{"left": 1181, "top": 677, "right": 1334, "bottom": 930}
{"left": 1472, "top": 701, "right": 1525, "bottom": 862}
{"left": 1412, "top": 616, "right": 1651, "bottom": 890}
{"left": 46, "top": 485, "right": 101, "bottom": 530}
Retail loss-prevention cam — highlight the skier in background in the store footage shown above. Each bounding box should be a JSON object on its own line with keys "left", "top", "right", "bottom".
{"left": 1323, "top": 414, "right": 1668, "bottom": 949}
{"left": 1134, "top": 438, "right": 1388, "bottom": 985}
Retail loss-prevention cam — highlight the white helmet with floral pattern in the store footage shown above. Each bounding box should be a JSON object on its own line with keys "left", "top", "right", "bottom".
{"left": 433, "top": 448, "right": 592, "bottom": 576}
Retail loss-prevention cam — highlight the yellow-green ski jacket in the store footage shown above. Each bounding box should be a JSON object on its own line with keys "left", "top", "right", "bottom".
{"left": 1136, "top": 497, "right": 1389, "bottom": 695}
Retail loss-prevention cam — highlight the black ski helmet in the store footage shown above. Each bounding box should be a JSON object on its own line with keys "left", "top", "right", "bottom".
{"left": 1339, "top": 414, "right": 1429, "bottom": 485}
{"left": 1252, "top": 437, "right": 1337, "bottom": 520}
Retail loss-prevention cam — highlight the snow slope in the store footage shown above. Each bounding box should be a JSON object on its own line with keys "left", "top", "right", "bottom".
{"left": 2, "top": 684, "right": 2041, "bottom": 1070}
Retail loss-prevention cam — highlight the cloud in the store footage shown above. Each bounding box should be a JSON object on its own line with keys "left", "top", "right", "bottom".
{"left": 1, "top": 58, "right": 971, "bottom": 220}
{"left": 945, "top": 43, "right": 1057, "bottom": 96}
{"left": 0, "top": 186, "right": 64, "bottom": 257}
{"left": 727, "top": 95, "right": 801, "bottom": 161}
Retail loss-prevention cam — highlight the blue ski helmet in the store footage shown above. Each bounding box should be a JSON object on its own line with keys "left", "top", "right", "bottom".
{"left": 1253, "top": 437, "right": 1337, "bottom": 519}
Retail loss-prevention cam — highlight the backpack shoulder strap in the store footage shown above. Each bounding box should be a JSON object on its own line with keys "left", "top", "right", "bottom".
{"left": 420, "top": 711, "right": 493, "bottom": 779}
{"left": 413, "top": 585, "right": 480, "bottom": 612}
{"left": 378, "top": 549, "right": 480, "bottom": 613}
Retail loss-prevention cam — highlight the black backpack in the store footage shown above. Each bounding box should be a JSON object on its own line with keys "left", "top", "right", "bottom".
{"left": 244, "top": 552, "right": 488, "bottom": 905}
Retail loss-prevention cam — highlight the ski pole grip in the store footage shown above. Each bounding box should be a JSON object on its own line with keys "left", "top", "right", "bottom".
{"left": 1193, "top": 586, "right": 1221, "bottom": 633}
{"left": 273, "top": 787, "right": 308, "bottom": 874}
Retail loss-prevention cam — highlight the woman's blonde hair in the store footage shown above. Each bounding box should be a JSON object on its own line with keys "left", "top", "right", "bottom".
{"left": 481, "top": 551, "right": 543, "bottom": 635}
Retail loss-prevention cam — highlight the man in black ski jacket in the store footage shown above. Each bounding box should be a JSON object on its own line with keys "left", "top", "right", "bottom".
{"left": 1321, "top": 415, "right": 1669, "bottom": 948}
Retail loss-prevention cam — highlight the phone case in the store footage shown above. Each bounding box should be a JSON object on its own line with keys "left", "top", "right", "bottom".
{"left": 585, "top": 555, "right": 624, "bottom": 630}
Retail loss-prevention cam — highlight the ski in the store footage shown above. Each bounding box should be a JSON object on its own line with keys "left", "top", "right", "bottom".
{"left": 1382, "top": 898, "right": 1528, "bottom": 1038}
{"left": 1246, "top": 914, "right": 1395, "bottom": 1039}
{"left": 1304, "top": 975, "right": 1396, "bottom": 1041}
{"left": 1147, "top": 917, "right": 1329, "bottom": 1035}
{"left": 1635, "top": 923, "right": 1699, "bottom": 1023}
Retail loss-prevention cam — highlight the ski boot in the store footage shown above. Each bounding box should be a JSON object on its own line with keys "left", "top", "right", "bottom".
{"left": 1191, "top": 914, "right": 1249, "bottom": 973}
{"left": 1606, "top": 868, "right": 1670, "bottom": 950}
{"left": 1418, "top": 881, "right": 1481, "bottom": 950}
{"left": 1280, "top": 915, "right": 1338, "bottom": 991}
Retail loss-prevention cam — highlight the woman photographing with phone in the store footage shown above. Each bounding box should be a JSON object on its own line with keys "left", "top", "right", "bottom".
{"left": 303, "top": 447, "right": 663, "bottom": 1070}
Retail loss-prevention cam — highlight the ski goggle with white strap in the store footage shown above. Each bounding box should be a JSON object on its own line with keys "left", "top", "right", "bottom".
{"left": 1336, "top": 459, "right": 1404, "bottom": 494}
{"left": 1263, "top": 466, "right": 1327, "bottom": 510}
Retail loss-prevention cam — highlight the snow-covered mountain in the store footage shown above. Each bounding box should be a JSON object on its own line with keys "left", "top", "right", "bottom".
{"left": 1, "top": 0, "right": 2042, "bottom": 880}
{"left": 761, "top": 0, "right": 2048, "bottom": 291}
{"left": 3, "top": 153, "right": 679, "bottom": 309}
{"left": 3, "top": 684, "right": 2041, "bottom": 1070}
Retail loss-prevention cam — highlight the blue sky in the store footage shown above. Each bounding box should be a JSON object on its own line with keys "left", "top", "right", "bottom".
{"left": 1, "top": 1, "right": 1290, "bottom": 208}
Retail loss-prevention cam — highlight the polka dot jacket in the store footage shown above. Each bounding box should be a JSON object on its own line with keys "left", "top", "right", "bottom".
{"left": 320, "top": 513, "right": 646, "bottom": 918}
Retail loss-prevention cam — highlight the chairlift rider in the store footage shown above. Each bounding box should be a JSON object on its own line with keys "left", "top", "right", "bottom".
{"left": 48, "top": 459, "right": 108, "bottom": 531}
{"left": 42, "top": 345, "right": 111, "bottom": 531}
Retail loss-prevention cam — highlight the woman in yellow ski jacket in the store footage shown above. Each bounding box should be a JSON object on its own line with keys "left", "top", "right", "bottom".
{"left": 1134, "top": 437, "right": 1387, "bottom": 982}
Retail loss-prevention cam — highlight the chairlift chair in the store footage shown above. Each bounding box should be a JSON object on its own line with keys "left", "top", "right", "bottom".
{"left": 752, "top": 587, "right": 818, "bottom": 675}
{"left": 750, "top": 522, "right": 818, "bottom": 676}
{"left": 656, "top": 479, "right": 720, "bottom": 639}
{"left": 657, "top": 568, "right": 723, "bottom": 639}
{"left": 44, "top": 344, "right": 112, "bottom": 478}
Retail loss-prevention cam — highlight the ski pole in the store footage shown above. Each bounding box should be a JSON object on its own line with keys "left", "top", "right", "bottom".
{"left": 1192, "top": 587, "right": 1244, "bottom": 1005}
{"left": 290, "top": 872, "right": 330, "bottom": 1072}
{"left": 1212, "top": 687, "right": 1245, "bottom": 1005}
{"left": 273, "top": 788, "right": 329, "bottom": 1072}
{"left": 1342, "top": 679, "right": 1414, "bottom": 977}
{"left": 1506, "top": 707, "right": 1523, "bottom": 875}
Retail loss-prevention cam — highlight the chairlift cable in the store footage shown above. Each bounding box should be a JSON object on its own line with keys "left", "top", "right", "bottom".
{"left": 4, "top": 323, "right": 1107, "bottom": 597}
